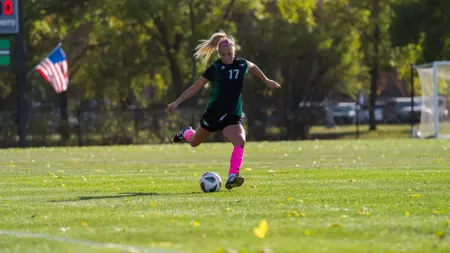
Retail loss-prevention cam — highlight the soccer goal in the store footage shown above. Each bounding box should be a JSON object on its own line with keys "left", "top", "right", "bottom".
{"left": 414, "top": 61, "right": 450, "bottom": 138}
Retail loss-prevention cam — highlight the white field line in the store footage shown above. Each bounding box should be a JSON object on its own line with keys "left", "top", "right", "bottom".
{"left": 0, "top": 230, "right": 181, "bottom": 253}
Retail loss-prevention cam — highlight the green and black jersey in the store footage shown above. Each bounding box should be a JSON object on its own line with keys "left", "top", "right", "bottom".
{"left": 202, "top": 57, "right": 249, "bottom": 117}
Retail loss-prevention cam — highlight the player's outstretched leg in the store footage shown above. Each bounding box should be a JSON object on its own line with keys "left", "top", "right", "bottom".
{"left": 173, "top": 126, "right": 194, "bottom": 143}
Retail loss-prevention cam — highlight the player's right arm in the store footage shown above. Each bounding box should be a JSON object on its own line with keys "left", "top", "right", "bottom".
{"left": 167, "top": 77, "right": 209, "bottom": 113}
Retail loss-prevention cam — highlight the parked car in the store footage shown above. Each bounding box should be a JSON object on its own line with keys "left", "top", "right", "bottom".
{"left": 332, "top": 102, "right": 369, "bottom": 125}
{"left": 383, "top": 97, "right": 422, "bottom": 123}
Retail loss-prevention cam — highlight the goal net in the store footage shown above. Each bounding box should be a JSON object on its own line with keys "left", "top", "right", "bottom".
{"left": 414, "top": 62, "right": 450, "bottom": 138}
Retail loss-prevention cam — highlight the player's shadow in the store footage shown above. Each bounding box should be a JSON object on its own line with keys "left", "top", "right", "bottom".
{"left": 79, "top": 192, "right": 160, "bottom": 200}
{"left": 49, "top": 192, "right": 160, "bottom": 202}
{"left": 49, "top": 191, "right": 204, "bottom": 202}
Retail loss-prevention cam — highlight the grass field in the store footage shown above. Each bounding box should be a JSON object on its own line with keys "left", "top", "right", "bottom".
{"left": 0, "top": 139, "right": 449, "bottom": 253}
{"left": 309, "top": 124, "right": 413, "bottom": 139}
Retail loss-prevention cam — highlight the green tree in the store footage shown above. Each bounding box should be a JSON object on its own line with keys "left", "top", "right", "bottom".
{"left": 0, "top": 0, "right": 430, "bottom": 146}
{"left": 391, "top": 0, "right": 450, "bottom": 62}
{"left": 233, "top": 0, "right": 367, "bottom": 139}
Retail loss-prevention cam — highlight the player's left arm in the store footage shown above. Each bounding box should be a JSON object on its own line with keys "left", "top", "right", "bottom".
{"left": 247, "top": 60, "right": 281, "bottom": 89}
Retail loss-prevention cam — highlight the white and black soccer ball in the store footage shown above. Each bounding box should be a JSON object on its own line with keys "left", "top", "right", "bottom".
{"left": 200, "top": 172, "right": 222, "bottom": 193}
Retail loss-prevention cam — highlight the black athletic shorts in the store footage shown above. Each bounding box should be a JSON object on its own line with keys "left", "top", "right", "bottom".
{"left": 200, "top": 110, "right": 242, "bottom": 132}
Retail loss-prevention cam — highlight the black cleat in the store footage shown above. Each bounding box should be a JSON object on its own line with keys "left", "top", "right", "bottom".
{"left": 173, "top": 126, "right": 193, "bottom": 143}
{"left": 225, "top": 173, "right": 244, "bottom": 190}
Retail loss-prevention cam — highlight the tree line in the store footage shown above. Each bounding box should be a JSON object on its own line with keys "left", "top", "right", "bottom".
{"left": 0, "top": 0, "right": 448, "bottom": 145}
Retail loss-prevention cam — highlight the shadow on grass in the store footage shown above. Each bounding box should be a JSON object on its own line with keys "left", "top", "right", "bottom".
{"left": 49, "top": 191, "right": 206, "bottom": 202}
{"left": 80, "top": 192, "right": 161, "bottom": 200}
{"left": 308, "top": 124, "right": 412, "bottom": 140}
{"left": 308, "top": 131, "right": 364, "bottom": 140}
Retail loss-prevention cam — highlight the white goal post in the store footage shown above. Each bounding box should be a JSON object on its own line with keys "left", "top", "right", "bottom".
{"left": 414, "top": 61, "right": 450, "bottom": 138}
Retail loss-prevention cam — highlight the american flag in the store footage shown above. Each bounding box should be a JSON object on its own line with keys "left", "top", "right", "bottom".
{"left": 35, "top": 45, "right": 69, "bottom": 93}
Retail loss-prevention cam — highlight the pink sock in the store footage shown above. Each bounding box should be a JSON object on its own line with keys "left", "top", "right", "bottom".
{"left": 183, "top": 129, "right": 195, "bottom": 143}
{"left": 229, "top": 146, "right": 244, "bottom": 175}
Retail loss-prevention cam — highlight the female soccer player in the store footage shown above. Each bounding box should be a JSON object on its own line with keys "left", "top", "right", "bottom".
{"left": 167, "top": 31, "right": 281, "bottom": 190}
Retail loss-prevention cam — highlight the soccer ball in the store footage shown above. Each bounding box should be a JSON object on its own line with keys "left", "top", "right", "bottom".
{"left": 200, "top": 172, "right": 222, "bottom": 193}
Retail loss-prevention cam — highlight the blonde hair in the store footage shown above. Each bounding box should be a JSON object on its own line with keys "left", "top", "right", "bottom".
{"left": 194, "top": 30, "right": 236, "bottom": 63}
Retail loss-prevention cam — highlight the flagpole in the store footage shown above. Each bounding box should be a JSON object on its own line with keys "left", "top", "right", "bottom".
{"left": 26, "top": 42, "right": 62, "bottom": 77}
{"left": 17, "top": 0, "right": 27, "bottom": 148}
